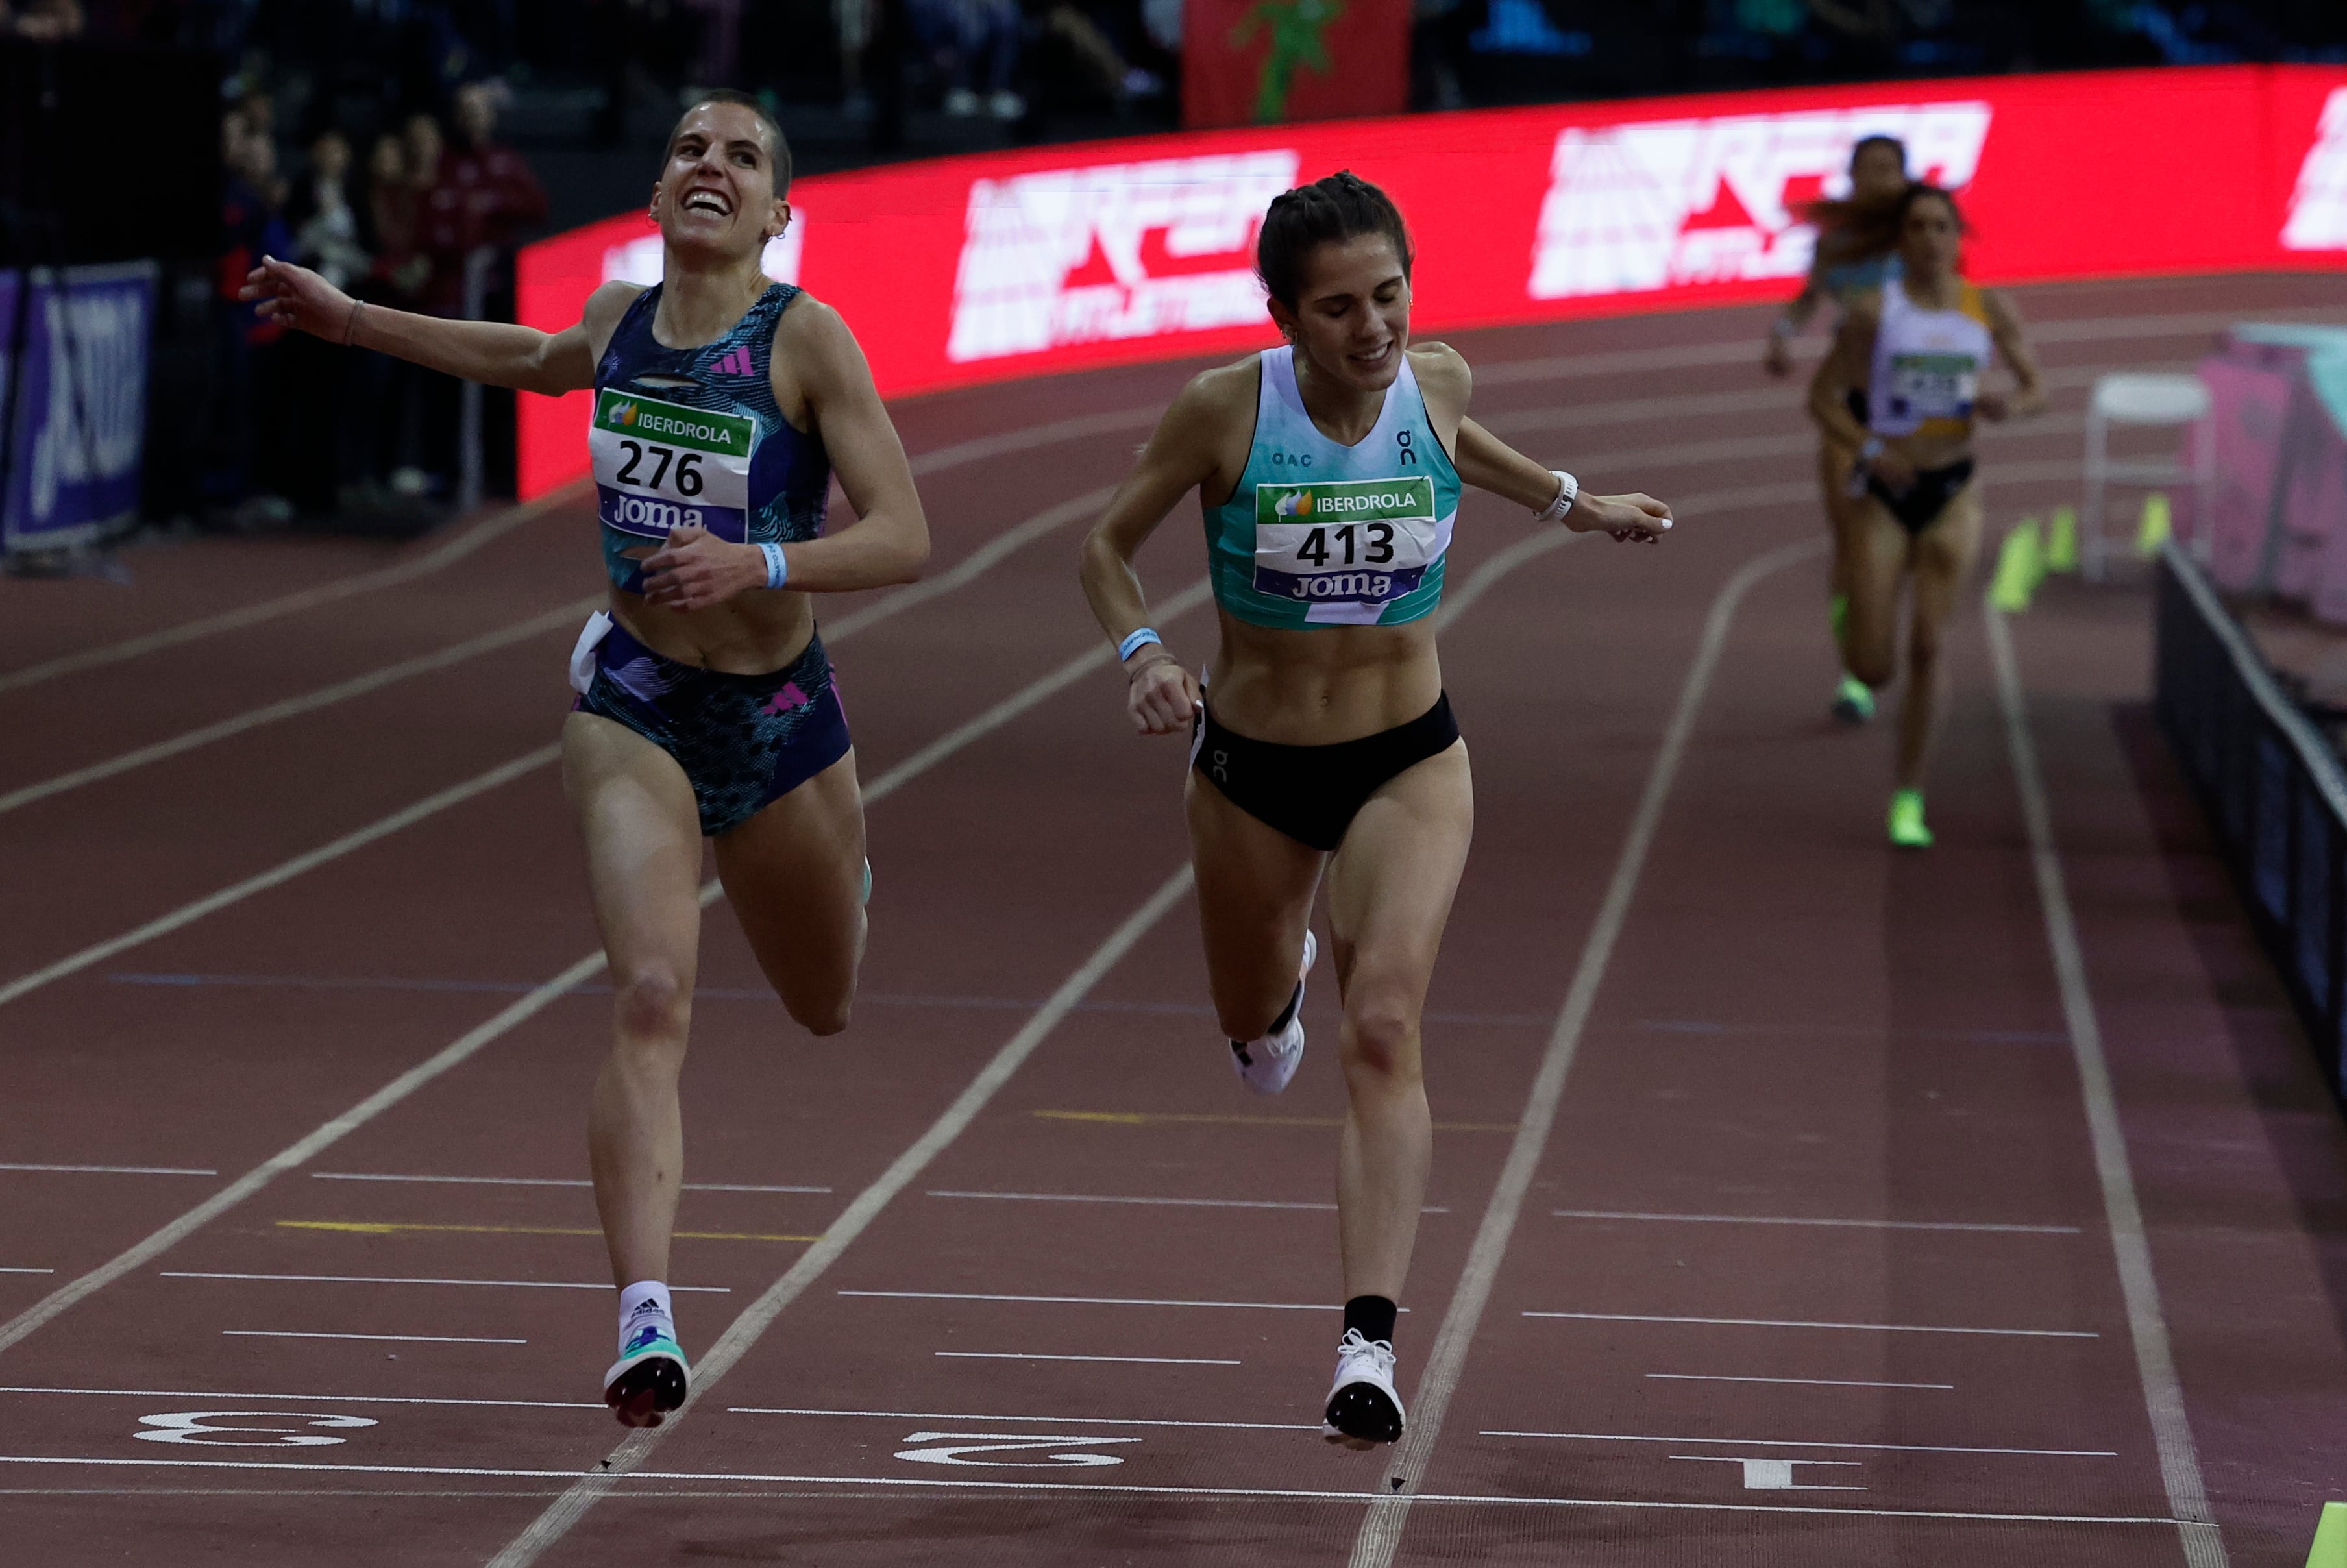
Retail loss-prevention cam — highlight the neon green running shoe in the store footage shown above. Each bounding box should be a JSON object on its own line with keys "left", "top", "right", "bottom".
{"left": 1887, "top": 789, "right": 1934, "bottom": 850}
{"left": 1830, "top": 674, "right": 1875, "bottom": 725}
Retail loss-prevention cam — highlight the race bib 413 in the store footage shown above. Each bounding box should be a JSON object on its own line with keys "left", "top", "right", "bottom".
{"left": 1252, "top": 477, "right": 1442, "bottom": 606}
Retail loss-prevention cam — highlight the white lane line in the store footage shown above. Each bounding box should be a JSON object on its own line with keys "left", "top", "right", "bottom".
{"left": 484, "top": 865, "right": 1198, "bottom": 1568}
{"left": 0, "top": 1269, "right": 53, "bottom": 1276}
{"left": 0, "top": 1163, "right": 218, "bottom": 1177}
{"left": 1525, "top": 1311, "right": 2096, "bottom": 1339}
{"left": 0, "top": 517, "right": 1188, "bottom": 1362}
{"left": 0, "top": 1384, "right": 601, "bottom": 1410}
{"left": 160, "top": 1272, "right": 730, "bottom": 1292}
{"left": 934, "top": 1352, "right": 1240, "bottom": 1366}
{"left": 1647, "top": 1373, "right": 1954, "bottom": 1391}
{"left": 727, "top": 1405, "right": 1319, "bottom": 1432}
{"left": 0, "top": 745, "right": 562, "bottom": 1012}
{"left": 924, "top": 1189, "right": 1451, "bottom": 1214}
{"left": 221, "top": 1330, "right": 525, "bottom": 1345}
{"left": 1346, "top": 538, "right": 1825, "bottom": 1566}
{"left": 0, "top": 485, "right": 582, "bottom": 695}
{"left": 308, "top": 1173, "right": 831, "bottom": 1194}
{"left": 1552, "top": 1208, "right": 2082, "bottom": 1235}
{"left": 820, "top": 485, "right": 1114, "bottom": 642}
{"left": 840, "top": 1290, "right": 1354, "bottom": 1312}
{"left": 0, "top": 596, "right": 600, "bottom": 818}
{"left": 0, "top": 1452, "right": 2217, "bottom": 1526}
{"left": 1483, "top": 1429, "right": 2118, "bottom": 1458}
{"left": 1986, "top": 604, "right": 2228, "bottom": 1566}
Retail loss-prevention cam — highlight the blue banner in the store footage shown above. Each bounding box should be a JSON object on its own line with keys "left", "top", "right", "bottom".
{"left": 1, "top": 261, "right": 158, "bottom": 553}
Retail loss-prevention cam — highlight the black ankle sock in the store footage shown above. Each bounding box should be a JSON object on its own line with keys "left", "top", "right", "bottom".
{"left": 1267, "top": 978, "right": 1304, "bottom": 1037}
{"left": 1344, "top": 1294, "right": 1397, "bottom": 1346}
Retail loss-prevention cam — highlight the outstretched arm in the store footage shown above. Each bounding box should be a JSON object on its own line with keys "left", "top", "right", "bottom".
{"left": 641, "top": 299, "right": 930, "bottom": 609}
{"left": 1079, "top": 371, "right": 1235, "bottom": 736}
{"left": 1455, "top": 418, "right": 1673, "bottom": 544}
{"left": 240, "top": 254, "right": 611, "bottom": 395}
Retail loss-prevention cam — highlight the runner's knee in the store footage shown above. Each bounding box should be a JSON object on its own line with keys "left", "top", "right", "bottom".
{"left": 1340, "top": 987, "right": 1421, "bottom": 1084}
{"left": 613, "top": 966, "right": 691, "bottom": 1049}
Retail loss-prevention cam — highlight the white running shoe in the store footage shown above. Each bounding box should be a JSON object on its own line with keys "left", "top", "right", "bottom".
{"left": 1229, "top": 930, "right": 1316, "bottom": 1096}
{"left": 1321, "top": 1328, "right": 1405, "bottom": 1449}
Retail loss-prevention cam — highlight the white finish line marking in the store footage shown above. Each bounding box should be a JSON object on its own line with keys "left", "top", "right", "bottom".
{"left": 934, "top": 1352, "right": 1240, "bottom": 1366}
{"left": 1483, "top": 1430, "right": 2118, "bottom": 1458}
{"left": 726, "top": 1405, "right": 1320, "bottom": 1432}
{"left": 1552, "top": 1208, "right": 2082, "bottom": 1235}
{"left": 0, "top": 1385, "right": 602, "bottom": 1410}
{"left": 310, "top": 1172, "right": 830, "bottom": 1194}
{"left": 841, "top": 1290, "right": 1355, "bottom": 1312}
{"left": 0, "top": 1452, "right": 2216, "bottom": 1527}
{"left": 1670, "top": 1454, "right": 1864, "bottom": 1492}
{"left": 222, "top": 1330, "right": 524, "bottom": 1345}
{"left": 896, "top": 1432, "right": 1140, "bottom": 1467}
{"left": 0, "top": 1162, "right": 218, "bottom": 1177}
{"left": 136, "top": 1412, "right": 378, "bottom": 1447}
{"left": 1525, "top": 1310, "right": 2097, "bottom": 1339}
{"left": 1647, "top": 1373, "right": 1955, "bottom": 1391}
{"left": 162, "top": 1272, "right": 728, "bottom": 1292}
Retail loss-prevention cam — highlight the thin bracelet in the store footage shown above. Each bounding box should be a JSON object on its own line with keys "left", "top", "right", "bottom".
{"left": 759, "top": 541, "right": 788, "bottom": 589}
{"left": 341, "top": 299, "right": 365, "bottom": 346}
{"left": 1858, "top": 436, "right": 1885, "bottom": 465}
{"left": 1118, "top": 628, "right": 1162, "bottom": 663}
{"left": 1535, "top": 471, "right": 1579, "bottom": 525}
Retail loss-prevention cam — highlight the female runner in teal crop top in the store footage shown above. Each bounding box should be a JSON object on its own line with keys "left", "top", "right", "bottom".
{"left": 1078, "top": 171, "right": 1674, "bottom": 1451}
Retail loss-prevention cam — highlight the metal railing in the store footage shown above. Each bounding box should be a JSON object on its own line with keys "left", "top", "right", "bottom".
{"left": 2154, "top": 538, "right": 2347, "bottom": 1101}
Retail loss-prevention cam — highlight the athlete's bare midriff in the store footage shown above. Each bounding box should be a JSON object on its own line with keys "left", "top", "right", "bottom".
{"left": 1206, "top": 611, "right": 1443, "bottom": 745}
{"left": 609, "top": 582, "right": 817, "bottom": 674}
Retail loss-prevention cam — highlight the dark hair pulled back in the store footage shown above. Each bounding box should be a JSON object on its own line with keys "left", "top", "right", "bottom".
{"left": 667, "top": 88, "right": 793, "bottom": 195}
{"left": 1255, "top": 171, "right": 1412, "bottom": 310}
{"left": 1802, "top": 178, "right": 1964, "bottom": 267}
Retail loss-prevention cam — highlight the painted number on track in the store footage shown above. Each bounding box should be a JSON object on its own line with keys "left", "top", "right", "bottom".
{"left": 136, "top": 1411, "right": 378, "bottom": 1447}
{"left": 893, "top": 1430, "right": 1140, "bottom": 1467}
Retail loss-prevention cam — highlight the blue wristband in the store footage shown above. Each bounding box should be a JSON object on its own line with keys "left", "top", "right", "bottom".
{"left": 759, "top": 541, "right": 788, "bottom": 590}
{"left": 1118, "top": 628, "right": 1162, "bottom": 662}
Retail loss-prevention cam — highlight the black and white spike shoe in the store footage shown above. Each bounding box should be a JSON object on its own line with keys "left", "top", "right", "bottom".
{"left": 1321, "top": 1327, "right": 1405, "bottom": 1449}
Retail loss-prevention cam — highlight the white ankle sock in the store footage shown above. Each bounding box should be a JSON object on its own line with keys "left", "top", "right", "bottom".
{"left": 617, "top": 1279, "right": 675, "bottom": 1358}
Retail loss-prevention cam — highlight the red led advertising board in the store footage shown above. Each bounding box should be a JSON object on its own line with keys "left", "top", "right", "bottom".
{"left": 517, "top": 65, "right": 2347, "bottom": 498}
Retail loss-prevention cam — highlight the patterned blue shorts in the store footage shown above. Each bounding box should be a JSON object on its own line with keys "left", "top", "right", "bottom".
{"left": 573, "top": 618, "right": 851, "bottom": 838}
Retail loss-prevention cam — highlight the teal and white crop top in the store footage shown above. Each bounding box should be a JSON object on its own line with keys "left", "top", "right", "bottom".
{"left": 1201, "top": 347, "right": 1462, "bottom": 630}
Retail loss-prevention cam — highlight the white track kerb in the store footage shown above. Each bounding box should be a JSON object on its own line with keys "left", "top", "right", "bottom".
{"left": 1347, "top": 535, "right": 1823, "bottom": 1568}
{"left": 1984, "top": 605, "right": 2228, "bottom": 1568}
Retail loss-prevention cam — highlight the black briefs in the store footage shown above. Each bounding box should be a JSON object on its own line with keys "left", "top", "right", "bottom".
{"left": 1190, "top": 694, "right": 1461, "bottom": 853}
{"left": 1868, "top": 456, "right": 1976, "bottom": 536}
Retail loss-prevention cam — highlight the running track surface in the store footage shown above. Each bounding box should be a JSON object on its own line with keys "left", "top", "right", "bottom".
{"left": 5, "top": 273, "right": 2346, "bottom": 1567}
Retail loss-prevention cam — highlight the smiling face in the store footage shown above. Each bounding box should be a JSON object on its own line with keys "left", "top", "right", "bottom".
{"left": 1898, "top": 191, "right": 1963, "bottom": 280}
{"left": 1269, "top": 232, "right": 1412, "bottom": 394}
{"left": 652, "top": 101, "right": 789, "bottom": 265}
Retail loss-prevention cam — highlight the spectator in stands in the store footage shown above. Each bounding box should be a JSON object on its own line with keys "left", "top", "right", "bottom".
{"left": 211, "top": 105, "right": 293, "bottom": 524}
{"left": 912, "top": 0, "right": 1025, "bottom": 120}
{"left": 3, "top": 0, "right": 84, "bottom": 37}
{"left": 281, "top": 128, "right": 373, "bottom": 517}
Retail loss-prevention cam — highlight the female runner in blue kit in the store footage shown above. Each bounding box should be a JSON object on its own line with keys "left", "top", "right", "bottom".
{"left": 246, "top": 91, "right": 929, "bottom": 1427}
{"left": 1079, "top": 172, "right": 1674, "bottom": 1448}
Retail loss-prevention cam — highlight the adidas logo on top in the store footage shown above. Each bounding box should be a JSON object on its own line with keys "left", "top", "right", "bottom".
{"left": 1527, "top": 101, "right": 1993, "bottom": 301}
{"left": 948, "top": 149, "right": 1300, "bottom": 365}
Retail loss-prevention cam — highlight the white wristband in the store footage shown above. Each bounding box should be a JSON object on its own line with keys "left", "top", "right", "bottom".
{"left": 1535, "top": 471, "right": 1579, "bottom": 525}
{"left": 759, "top": 541, "right": 788, "bottom": 589}
{"left": 1118, "top": 628, "right": 1162, "bottom": 662}
{"left": 1858, "top": 436, "right": 1885, "bottom": 465}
